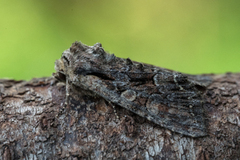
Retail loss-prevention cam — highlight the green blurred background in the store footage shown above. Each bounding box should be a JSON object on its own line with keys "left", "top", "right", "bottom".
{"left": 1, "top": 0, "right": 240, "bottom": 80}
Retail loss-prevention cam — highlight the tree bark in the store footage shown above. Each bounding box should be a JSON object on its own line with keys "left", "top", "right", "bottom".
{"left": 0, "top": 73, "right": 240, "bottom": 160}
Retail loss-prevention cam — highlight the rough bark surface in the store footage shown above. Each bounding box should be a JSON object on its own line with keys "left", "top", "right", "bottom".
{"left": 0, "top": 73, "right": 240, "bottom": 160}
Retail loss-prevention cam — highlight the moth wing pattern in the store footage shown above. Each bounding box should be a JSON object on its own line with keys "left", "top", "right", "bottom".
{"left": 54, "top": 41, "right": 209, "bottom": 138}
{"left": 76, "top": 71, "right": 207, "bottom": 138}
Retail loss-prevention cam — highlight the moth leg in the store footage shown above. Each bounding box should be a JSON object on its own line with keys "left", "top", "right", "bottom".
{"left": 56, "top": 79, "right": 70, "bottom": 118}
{"left": 65, "top": 79, "right": 70, "bottom": 113}
{"left": 109, "top": 101, "right": 119, "bottom": 119}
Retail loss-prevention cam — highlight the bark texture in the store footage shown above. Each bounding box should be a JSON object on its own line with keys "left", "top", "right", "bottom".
{"left": 0, "top": 73, "right": 240, "bottom": 160}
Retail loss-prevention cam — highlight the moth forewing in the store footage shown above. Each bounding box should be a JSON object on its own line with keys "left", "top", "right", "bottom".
{"left": 54, "top": 41, "right": 208, "bottom": 138}
{"left": 71, "top": 75, "right": 207, "bottom": 137}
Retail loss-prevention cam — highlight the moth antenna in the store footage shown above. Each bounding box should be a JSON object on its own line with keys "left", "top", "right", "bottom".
{"left": 108, "top": 101, "right": 119, "bottom": 119}
{"left": 126, "top": 58, "right": 133, "bottom": 65}
{"left": 70, "top": 41, "right": 87, "bottom": 54}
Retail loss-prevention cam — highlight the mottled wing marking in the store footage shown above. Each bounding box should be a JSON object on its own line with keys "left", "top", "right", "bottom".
{"left": 54, "top": 41, "right": 210, "bottom": 137}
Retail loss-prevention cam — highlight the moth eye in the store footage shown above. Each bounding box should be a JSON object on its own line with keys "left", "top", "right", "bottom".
{"left": 62, "top": 56, "right": 70, "bottom": 65}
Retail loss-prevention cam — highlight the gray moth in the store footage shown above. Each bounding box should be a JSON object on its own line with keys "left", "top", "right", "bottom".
{"left": 53, "top": 41, "right": 211, "bottom": 137}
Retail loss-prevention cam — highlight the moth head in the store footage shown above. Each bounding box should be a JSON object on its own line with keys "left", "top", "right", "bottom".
{"left": 53, "top": 41, "right": 115, "bottom": 82}
{"left": 53, "top": 48, "right": 75, "bottom": 82}
{"left": 53, "top": 59, "right": 66, "bottom": 82}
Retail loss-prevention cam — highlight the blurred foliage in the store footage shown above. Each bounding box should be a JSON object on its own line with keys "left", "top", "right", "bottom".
{"left": 0, "top": 0, "right": 240, "bottom": 80}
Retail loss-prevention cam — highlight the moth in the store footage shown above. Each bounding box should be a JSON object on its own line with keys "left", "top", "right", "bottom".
{"left": 53, "top": 41, "right": 211, "bottom": 137}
